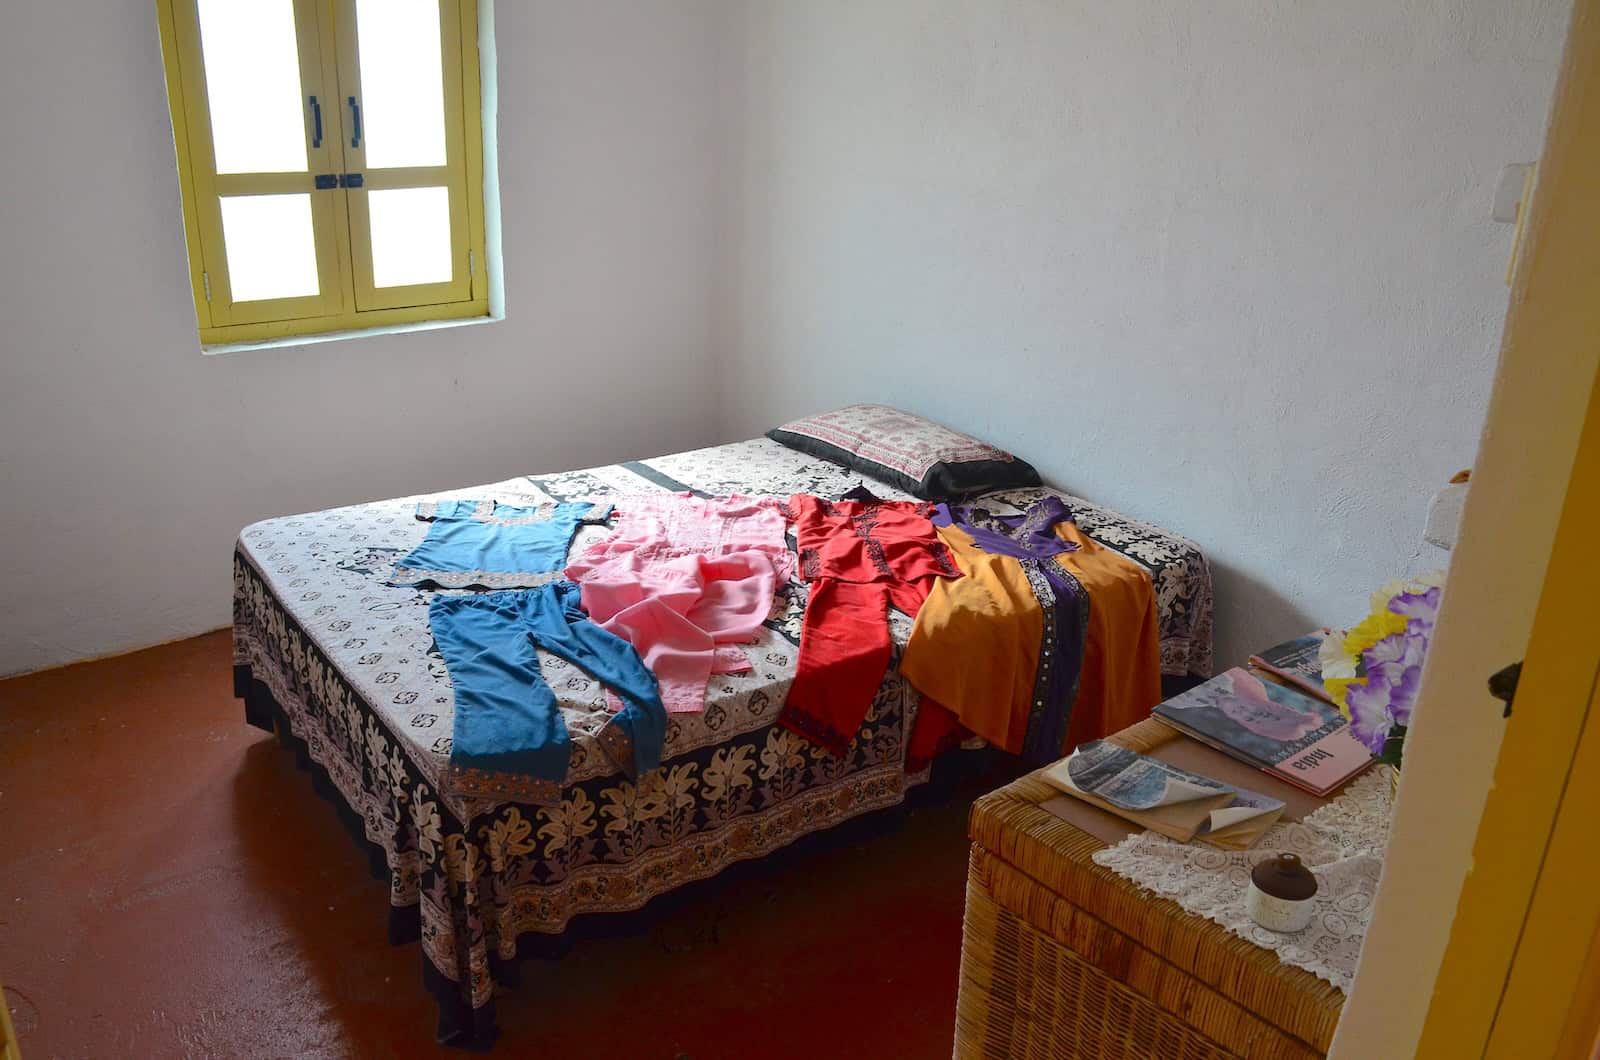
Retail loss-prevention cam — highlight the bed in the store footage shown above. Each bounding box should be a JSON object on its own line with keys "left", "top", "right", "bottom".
{"left": 231, "top": 435, "right": 1213, "bottom": 1044}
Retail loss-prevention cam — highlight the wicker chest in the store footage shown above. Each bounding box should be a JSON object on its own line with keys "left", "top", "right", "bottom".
{"left": 954, "top": 720, "right": 1346, "bottom": 1059}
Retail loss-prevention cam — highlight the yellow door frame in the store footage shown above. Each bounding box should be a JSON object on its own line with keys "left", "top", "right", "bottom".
{"left": 1447, "top": 366, "right": 1599, "bottom": 1059}
{"left": 0, "top": 975, "right": 18, "bottom": 1059}
{"left": 1415, "top": 0, "right": 1600, "bottom": 1054}
{"left": 1508, "top": 664, "right": 1600, "bottom": 1058}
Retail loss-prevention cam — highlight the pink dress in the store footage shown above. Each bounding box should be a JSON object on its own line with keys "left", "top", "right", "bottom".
{"left": 564, "top": 494, "right": 794, "bottom": 714}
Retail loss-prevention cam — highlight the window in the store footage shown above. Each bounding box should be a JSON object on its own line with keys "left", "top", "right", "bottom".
{"left": 156, "top": 0, "right": 488, "bottom": 346}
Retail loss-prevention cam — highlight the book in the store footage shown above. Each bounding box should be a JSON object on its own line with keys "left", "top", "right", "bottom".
{"left": 1197, "top": 784, "right": 1289, "bottom": 851}
{"left": 1152, "top": 667, "right": 1374, "bottom": 797}
{"left": 1248, "top": 631, "right": 1334, "bottom": 702}
{"left": 1041, "top": 739, "right": 1285, "bottom": 847}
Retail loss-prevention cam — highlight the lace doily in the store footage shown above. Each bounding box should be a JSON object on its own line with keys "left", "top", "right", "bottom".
{"left": 1092, "top": 765, "right": 1394, "bottom": 992}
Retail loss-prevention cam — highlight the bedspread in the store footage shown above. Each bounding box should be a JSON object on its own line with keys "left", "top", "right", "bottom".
{"left": 230, "top": 436, "right": 1213, "bottom": 1044}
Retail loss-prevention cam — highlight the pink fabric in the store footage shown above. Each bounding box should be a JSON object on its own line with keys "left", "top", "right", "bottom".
{"left": 566, "top": 495, "right": 792, "bottom": 713}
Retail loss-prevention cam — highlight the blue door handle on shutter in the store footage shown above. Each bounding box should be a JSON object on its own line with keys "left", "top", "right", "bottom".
{"left": 308, "top": 95, "right": 323, "bottom": 148}
{"left": 347, "top": 96, "right": 363, "bottom": 148}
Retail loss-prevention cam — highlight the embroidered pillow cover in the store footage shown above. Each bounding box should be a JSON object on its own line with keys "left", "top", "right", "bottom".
{"left": 765, "top": 404, "right": 1041, "bottom": 500}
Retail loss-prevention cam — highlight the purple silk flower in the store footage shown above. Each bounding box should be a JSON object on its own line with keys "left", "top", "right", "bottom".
{"left": 1344, "top": 586, "right": 1440, "bottom": 755}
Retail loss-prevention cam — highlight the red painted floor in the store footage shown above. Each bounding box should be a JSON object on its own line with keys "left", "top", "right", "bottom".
{"left": 1, "top": 632, "right": 990, "bottom": 1059}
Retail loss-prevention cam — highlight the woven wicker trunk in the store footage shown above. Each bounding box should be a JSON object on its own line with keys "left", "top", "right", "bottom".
{"left": 953, "top": 720, "right": 1344, "bottom": 1059}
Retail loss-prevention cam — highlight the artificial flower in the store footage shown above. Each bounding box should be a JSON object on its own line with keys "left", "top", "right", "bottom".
{"left": 1323, "top": 608, "right": 1406, "bottom": 710}
{"left": 1321, "top": 571, "right": 1445, "bottom": 766}
{"left": 1345, "top": 664, "right": 1401, "bottom": 753}
{"left": 1387, "top": 585, "right": 1441, "bottom": 631}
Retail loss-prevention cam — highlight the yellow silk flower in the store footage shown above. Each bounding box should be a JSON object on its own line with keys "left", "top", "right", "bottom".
{"left": 1323, "top": 609, "right": 1409, "bottom": 716}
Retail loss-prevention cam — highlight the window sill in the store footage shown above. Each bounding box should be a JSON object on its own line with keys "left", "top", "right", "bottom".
{"left": 201, "top": 310, "right": 498, "bottom": 355}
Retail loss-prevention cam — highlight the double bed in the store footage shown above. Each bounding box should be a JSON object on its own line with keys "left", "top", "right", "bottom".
{"left": 231, "top": 434, "right": 1213, "bottom": 1043}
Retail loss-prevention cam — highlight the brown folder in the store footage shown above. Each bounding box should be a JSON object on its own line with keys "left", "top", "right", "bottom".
{"left": 1038, "top": 732, "right": 1328, "bottom": 846}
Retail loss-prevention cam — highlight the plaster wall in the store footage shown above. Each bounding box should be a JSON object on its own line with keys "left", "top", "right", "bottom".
{"left": 713, "top": 0, "right": 1570, "bottom": 665}
{"left": 0, "top": 1, "right": 726, "bottom": 674}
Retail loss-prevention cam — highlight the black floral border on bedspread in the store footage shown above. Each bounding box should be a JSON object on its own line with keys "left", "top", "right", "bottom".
{"left": 233, "top": 551, "right": 922, "bottom": 1047}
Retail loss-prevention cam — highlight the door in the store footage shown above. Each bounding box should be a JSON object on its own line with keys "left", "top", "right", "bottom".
{"left": 1417, "top": 332, "right": 1600, "bottom": 1058}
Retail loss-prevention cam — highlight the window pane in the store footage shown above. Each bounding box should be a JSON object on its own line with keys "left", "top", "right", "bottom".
{"left": 196, "top": 0, "right": 309, "bottom": 174}
{"left": 368, "top": 187, "right": 453, "bottom": 288}
{"left": 220, "top": 194, "right": 320, "bottom": 301}
{"left": 355, "top": 0, "right": 447, "bottom": 169}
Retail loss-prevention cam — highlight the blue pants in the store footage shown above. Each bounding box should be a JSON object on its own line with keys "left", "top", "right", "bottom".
{"left": 430, "top": 582, "right": 666, "bottom": 787}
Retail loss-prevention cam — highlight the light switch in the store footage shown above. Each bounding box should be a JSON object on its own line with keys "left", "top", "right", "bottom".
{"left": 1494, "top": 162, "right": 1538, "bottom": 284}
{"left": 1493, "top": 162, "right": 1536, "bottom": 223}
{"left": 1424, "top": 476, "right": 1470, "bottom": 550}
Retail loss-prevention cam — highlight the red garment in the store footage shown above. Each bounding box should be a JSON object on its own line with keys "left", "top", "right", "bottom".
{"left": 779, "top": 493, "right": 964, "bottom": 764}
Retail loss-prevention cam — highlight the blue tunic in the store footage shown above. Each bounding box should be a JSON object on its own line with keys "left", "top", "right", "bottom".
{"left": 390, "top": 499, "right": 612, "bottom": 590}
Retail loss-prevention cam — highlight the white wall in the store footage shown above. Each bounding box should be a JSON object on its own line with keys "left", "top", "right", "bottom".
{"left": 0, "top": 2, "right": 725, "bottom": 675}
{"left": 714, "top": 0, "right": 1570, "bottom": 666}
{"left": 0, "top": 1, "right": 1574, "bottom": 680}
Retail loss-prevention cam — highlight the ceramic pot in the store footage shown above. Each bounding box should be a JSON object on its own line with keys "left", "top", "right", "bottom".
{"left": 1247, "top": 852, "right": 1318, "bottom": 933}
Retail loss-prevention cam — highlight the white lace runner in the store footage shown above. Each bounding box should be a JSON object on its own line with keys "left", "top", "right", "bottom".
{"left": 1092, "top": 765, "right": 1394, "bottom": 992}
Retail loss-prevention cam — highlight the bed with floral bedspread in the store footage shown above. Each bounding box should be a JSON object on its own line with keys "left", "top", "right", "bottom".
{"left": 231, "top": 436, "right": 1213, "bottom": 1044}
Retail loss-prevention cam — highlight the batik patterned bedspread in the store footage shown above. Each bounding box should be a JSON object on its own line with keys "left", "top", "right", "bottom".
{"left": 230, "top": 436, "right": 1212, "bottom": 1036}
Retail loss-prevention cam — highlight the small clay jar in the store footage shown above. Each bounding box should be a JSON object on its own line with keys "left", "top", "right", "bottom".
{"left": 1247, "top": 852, "right": 1318, "bottom": 932}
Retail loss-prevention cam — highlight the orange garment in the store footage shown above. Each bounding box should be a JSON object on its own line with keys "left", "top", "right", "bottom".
{"left": 1052, "top": 521, "right": 1163, "bottom": 749}
{"left": 899, "top": 524, "right": 1044, "bottom": 752}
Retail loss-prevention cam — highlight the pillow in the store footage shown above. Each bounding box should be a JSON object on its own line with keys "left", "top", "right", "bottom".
{"left": 766, "top": 404, "right": 1041, "bottom": 500}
